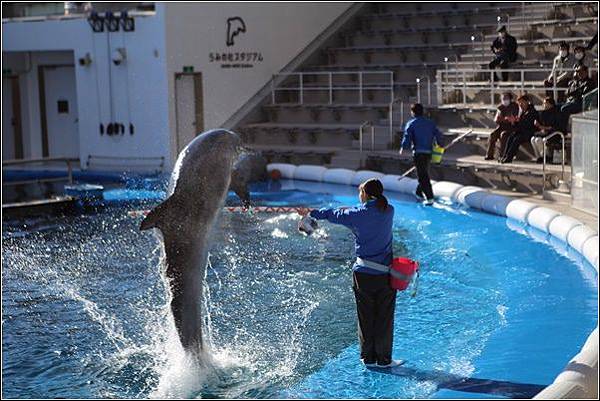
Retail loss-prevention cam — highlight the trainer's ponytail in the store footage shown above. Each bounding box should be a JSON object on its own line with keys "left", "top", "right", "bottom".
{"left": 361, "top": 179, "right": 388, "bottom": 212}
{"left": 375, "top": 193, "right": 389, "bottom": 212}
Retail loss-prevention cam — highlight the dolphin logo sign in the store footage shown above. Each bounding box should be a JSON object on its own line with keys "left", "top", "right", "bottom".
{"left": 226, "top": 17, "right": 246, "bottom": 46}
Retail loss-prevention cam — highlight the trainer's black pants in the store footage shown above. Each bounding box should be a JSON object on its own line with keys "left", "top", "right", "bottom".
{"left": 352, "top": 271, "right": 396, "bottom": 365}
{"left": 414, "top": 153, "right": 434, "bottom": 201}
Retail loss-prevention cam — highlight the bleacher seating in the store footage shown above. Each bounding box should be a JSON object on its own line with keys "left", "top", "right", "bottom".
{"left": 237, "top": 1, "right": 598, "bottom": 193}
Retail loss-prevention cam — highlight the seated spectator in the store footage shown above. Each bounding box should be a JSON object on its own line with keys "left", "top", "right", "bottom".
{"left": 488, "top": 25, "right": 518, "bottom": 82}
{"left": 572, "top": 46, "right": 588, "bottom": 71}
{"left": 500, "top": 94, "right": 539, "bottom": 164}
{"left": 561, "top": 65, "right": 596, "bottom": 117}
{"left": 485, "top": 92, "right": 519, "bottom": 160}
{"left": 531, "top": 97, "right": 564, "bottom": 164}
{"left": 544, "top": 42, "right": 575, "bottom": 102}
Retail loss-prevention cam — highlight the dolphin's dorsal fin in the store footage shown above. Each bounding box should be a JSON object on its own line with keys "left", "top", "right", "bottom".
{"left": 140, "top": 197, "right": 174, "bottom": 231}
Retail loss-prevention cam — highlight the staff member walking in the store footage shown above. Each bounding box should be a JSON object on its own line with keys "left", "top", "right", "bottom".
{"left": 400, "top": 103, "right": 444, "bottom": 206}
{"left": 299, "top": 179, "right": 402, "bottom": 368}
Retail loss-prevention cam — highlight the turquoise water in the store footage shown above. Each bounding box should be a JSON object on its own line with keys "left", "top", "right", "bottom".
{"left": 2, "top": 180, "right": 597, "bottom": 398}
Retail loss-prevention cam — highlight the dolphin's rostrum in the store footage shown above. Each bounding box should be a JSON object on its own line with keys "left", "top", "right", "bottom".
{"left": 140, "top": 129, "right": 243, "bottom": 355}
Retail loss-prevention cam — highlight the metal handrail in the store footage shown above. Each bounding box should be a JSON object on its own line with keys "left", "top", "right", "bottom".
{"left": 388, "top": 97, "right": 404, "bottom": 145}
{"left": 438, "top": 67, "right": 598, "bottom": 106}
{"left": 542, "top": 131, "right": 566, "bottom": 193}
{"left": 271, "top": 70, "right": 394, "bottom": 105}
{"left": 359, "top": 121, "right": 375, "bottom": 153}
{"left": 2, "top": 157, "right": 78, "bottom": 185}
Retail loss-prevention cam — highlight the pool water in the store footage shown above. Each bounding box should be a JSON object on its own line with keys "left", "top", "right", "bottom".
{"left": 2, "top": 180, "right": 597, "bottom": 399}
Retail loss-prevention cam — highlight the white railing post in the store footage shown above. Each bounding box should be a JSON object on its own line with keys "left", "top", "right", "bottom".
{"left": 359, "top": 123, "right": 364, "bottom": 152}
{"left": 471, "top": 35, "right": 476, "bottom": 72}
{"left": 271, "top": 75, "right": 275, "bottom": 104}
{"left": 552, "top": 70, "right": 557, "bottom": 101}
{"left": 359, "top": 71, "right": 363, "bottom": 104}
{"left": 329, "top": 72, "right": 333, "bottom": 104}
{"left": 390, "top": 71, "right": 394, "bottom": 104}
{"left": 389, "top": 101, "right": 393, "bottom": 144}
{"left": 400, "top": 101, "right": 404, "bottom": 128}
{"left": 462, "top": 71, "right": 466, "bottom": 105}
{"left": 427, "top": 76, "right": 431, "bottom": 106}
{"left": 299, "top": 73, "right": 304, "bottom": 104}
{"left": 371, "top": 125, "right": 375, "bottom": 150}
{"left": 520, "top": 70, "right": 524, "bottom": 93}
{"left": 491, "top": 70, "right": 495, "bottom": 105}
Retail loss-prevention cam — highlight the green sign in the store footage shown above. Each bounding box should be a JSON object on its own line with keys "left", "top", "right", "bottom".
{"left": 183, "top": 66, "right": 194, "bottom": 73}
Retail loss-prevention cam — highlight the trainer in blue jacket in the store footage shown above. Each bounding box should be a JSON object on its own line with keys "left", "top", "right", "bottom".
{"left": 400, "top": 103, "right": 444, "bottom": 205}
{"left": 302, "top": 179, "right": 401, "bottom": 368}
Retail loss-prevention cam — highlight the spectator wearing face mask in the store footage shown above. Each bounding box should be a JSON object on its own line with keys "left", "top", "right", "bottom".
{"left": 485, "top": 92, "right": 519, "bottom": 160}
{"left": 489, "top": 25, "right": 518, "bottom": 82}
{"left": 561, "top": 65, "right": 596, "bottom": 116}
{"left": 544, "top": 42, "right": 575, "bottom": 102}
{"left": 500, "top": 94, "right": 539, "bottom": 164}
{"left": 531, "top": 97, "right": 564, "bottom": 164}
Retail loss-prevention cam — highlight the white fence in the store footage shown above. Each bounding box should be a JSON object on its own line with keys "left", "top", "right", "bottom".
{"left": 270, "top": 71, "right": 394, "bottom": 105}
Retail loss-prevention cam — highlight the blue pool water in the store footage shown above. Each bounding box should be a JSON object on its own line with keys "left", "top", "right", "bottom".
{"left": 2, "top": 180, "right": 597, "bottom": 398}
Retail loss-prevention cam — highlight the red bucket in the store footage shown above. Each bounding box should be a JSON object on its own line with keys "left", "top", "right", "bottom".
{"left": 390, "top": 257, "right": 419, "bottom": 291}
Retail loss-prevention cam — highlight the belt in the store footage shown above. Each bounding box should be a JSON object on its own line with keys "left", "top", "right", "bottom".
{"left": 355, "top": 257, "right": 413, "bottom": 282}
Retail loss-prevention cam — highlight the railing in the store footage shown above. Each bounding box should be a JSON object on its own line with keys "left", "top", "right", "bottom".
{"left": 2, "top": 157, "right": 79, "bottom": 186}
{"left": 270, "top": 71, "right": 394, "bottom": 105}
{"left": 86, "top": 155, "right": 165, "bottom": 171}
{"left": 542, "top": 131, "right": 566, "bottom": 193}
{"left": 358, "top": 121, "right": 375, "bottom": 152}
{"left": 437, "top": 67, "right": 599, "bottom": 107}
{"left": 388, "top": 97, "right": 405, "bottom": 145}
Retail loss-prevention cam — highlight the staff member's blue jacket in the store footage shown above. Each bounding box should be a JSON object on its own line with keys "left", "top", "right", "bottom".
{"left": 310, "top": 200, "right": 394, "bottom": 275}
{"left": 401, "top": 116, "right": 444, "bottom": 154}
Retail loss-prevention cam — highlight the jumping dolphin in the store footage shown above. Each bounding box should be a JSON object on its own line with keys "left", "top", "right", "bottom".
{"left": 229, "top": 151, "right": 268, "bottom": 207}
{"left": 140, "top": 129, "right": 242, "bottom": 354}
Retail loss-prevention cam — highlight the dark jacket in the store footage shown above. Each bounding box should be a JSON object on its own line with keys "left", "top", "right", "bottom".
{"left": 535, "top": 107, "right": 564, "bottom": 141}
{"left": 515, "top": 104, "right": 539, "bottom": 137}
{"left": 566, "top": 77, "right": 596, "bottom": 103}
{"left": 310, "top": 200, "right": 394, "bottom": 276}
{"left": 401, "top": 116, "right": 444, "bottom": 154}
{"left": 491, "top": 34, "right": 518, "bottom": 62}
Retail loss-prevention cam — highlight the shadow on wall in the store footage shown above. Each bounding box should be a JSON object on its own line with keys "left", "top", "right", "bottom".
{"left": 367, "top": 365, "right": 547, "bottom": 398}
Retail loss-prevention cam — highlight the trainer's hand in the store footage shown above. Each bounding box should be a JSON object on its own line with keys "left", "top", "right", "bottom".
{"left": 398, "top": 148, "right": 404, "bottom": 156}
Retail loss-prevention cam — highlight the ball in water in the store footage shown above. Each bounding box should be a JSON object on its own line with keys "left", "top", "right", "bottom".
{"left": 270, "top": 169, "right": 282, "bottom": 181}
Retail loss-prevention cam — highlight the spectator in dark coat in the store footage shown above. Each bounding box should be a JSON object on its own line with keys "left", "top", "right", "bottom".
{"left": 500, "top": 95, "right": 539, "bottom": 164}
{"left": 489, "top": 25, "right": 518, "bottom": 82}
{"left": 531, "top": 97, "right": 564, "bottom": 163}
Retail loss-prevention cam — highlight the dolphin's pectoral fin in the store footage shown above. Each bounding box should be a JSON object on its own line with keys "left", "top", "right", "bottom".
{"left": 140, "top": 197, "right": 174, "bottom": 231}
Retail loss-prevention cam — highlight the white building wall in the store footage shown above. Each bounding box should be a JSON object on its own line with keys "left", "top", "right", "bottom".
{"left": 2, "top": 9, "right": 171, "bottom": 171}
{"left": 163, "top": 2, "right": 352, "bottom": 165}
{"left": 3, "top": 3, "right": 352, "bottom": 170}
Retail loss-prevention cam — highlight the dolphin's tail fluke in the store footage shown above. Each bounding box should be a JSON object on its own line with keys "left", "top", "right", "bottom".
{"left": 140, "top": 197, "right": 174, "bottom": 231}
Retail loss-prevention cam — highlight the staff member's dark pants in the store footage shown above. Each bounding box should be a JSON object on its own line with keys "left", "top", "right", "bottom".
{"left": 352, "top": 271, "right": 396, "bottom": 365}
{"left": 414, "top": 153, "right": 434, "bottom": 201}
